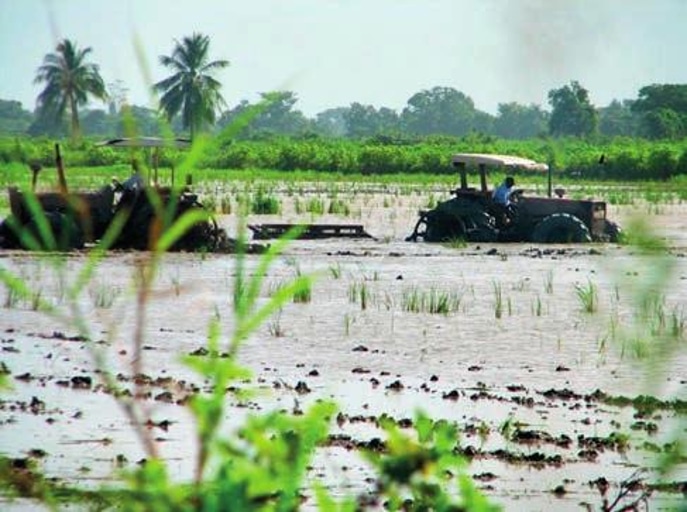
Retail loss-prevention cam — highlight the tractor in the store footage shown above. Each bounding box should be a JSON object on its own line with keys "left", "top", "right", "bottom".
{"left": 0, "top": 139, "right": 227, "bottom": 252}
{"left": 406, "top": 153, "right": 621, "bottom": 244}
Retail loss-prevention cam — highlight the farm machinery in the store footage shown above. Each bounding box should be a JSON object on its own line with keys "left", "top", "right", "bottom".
{"left": 0, "top": 138, "right": 230, "bottom": 252}
{"left": 406, "top": 153, "right": 621, "bottom": 244}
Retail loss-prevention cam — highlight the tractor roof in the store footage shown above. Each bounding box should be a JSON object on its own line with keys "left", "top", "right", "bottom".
{"left": 96, "top": 137, "right": 191, "bottom": 149}
{"left": 451, "top": 153, "right": 548, "bottom": 171}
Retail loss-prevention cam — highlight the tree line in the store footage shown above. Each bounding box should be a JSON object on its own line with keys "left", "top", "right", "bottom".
{"left": 2, "top": 34, "right": 687, "bottom": 142}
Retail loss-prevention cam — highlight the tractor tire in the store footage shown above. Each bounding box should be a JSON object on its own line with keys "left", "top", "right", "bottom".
{"left": 603, "top": 220, "right": 622, "bottom": 243}
{"left": 0, "top": 217, "right": 20, "bottom": 249}
{"left": 425, "top": 212, "right": 467, "bottom": 242}
{"left": 405, "top": 214, "right": 429, "bottom": 242}
{"left": 465, "top": 212, "right": 498, "bottom": 242}
{"left": 531, "top": 213, "right": 592, "bottom": 244}
{"left": 22, "top": 212, "right": 85, "bottom": 251}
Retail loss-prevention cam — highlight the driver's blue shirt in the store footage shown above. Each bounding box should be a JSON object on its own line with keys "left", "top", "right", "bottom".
{"left": 492, "top": 183, "right": 513, "bottom": 206}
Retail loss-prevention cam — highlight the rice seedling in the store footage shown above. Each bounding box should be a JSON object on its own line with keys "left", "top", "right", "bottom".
{"left": 442, "top": 237, "right": 467, "bottom": 249}
{"left": 477, "top": 420, "right": 491, "bottom": 445}
{"left": 531, "top": 295, "right": 543, "bottom": 317}
{"left": 493, "top": 281, "right": 504, "bottom": 319}
{"left": 575, "top": 279, "right": 598, "bottom": 314}
{"left": 292, "top": 267, "right": 312, "bottom": 303}
{"left": 348, "top": 280, "right": 371, "bottom": 310}
{"left": 30, "top": 289, "right": 43, "bottom": 311}
{"left": 328, "top": 262, "right": 343, "bottom": 279}
{"left": 401, "top": 286, "right": 463, "bottom": 315}
{"left": 645, "top": 298, "right": 686, "bottom": 341}
{"left": 251, "top": 189, "right": 281, "bottom": 215}
{"left": 327, "top": 197, "right": 351, "bottom": 216}
{"left": 268, "top": 311, "right": 285, "bottom": 337}
{"left": 543, "top": 270, "right": 554, "bottom": 294}
{"left": 306, "top": 197, "right": 325, "bottom": 215}
{"left": 90, "top": 282, "right": 120, "bottom": 309}
{"left": 220, "top": 195, "right": 232, "bottom": 214}
{"left": 3, "top": 286, "right": 19, "bottom": 309}
{"left": 202, "top": 195, "right": 217, "bottom": 213}
{"left": 343, "top": 312, "right": 355, "bottom": 336}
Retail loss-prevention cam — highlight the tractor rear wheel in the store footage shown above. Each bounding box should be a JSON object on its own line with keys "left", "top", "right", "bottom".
{"left": 0, "top": 217, "right": 20, "bottom": 248}
{"left": 425, "top": 212, "right": 467, "bottom": 242}
{"left": 405, "top": 213, "right": 429, "bottom": 242}
{"left": 603, "top": 220, "right": 622, "bottom": 243}
{"left": 531, "top": 213, "right": 591, "bottom": 243}
{"left": 464, "top": 212, "right": 498, "bottom": 242}
{"left": 22, "top": 212, "right": 85, "bottom": 250}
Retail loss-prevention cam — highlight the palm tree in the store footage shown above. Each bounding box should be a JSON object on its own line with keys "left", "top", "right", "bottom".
{"left": 34, "top": 39, "right": 108, "bottom": 139}
{"left": 154, "top": 33, "right": 229, "bottom": 140}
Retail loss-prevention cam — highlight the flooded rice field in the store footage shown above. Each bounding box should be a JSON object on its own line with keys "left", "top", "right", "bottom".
{"left": 2, "top": 194, "right": 687, "bottom": 510}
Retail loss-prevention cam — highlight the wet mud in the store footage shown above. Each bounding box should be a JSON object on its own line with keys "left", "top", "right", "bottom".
{"left": 1, "top": 200, "right": 687, "bottom": 510}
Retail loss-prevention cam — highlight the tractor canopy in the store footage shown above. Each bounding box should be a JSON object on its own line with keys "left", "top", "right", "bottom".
{"left": 451, "top": 153, "right": 549, "bottom": 172}
{"left": 96, "top": 137, "right": 191, "bottom": 149}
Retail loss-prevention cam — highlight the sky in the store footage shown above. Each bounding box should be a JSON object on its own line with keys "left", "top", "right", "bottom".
{"left": 1, "top": 0, "right": 686, "bottom": 117}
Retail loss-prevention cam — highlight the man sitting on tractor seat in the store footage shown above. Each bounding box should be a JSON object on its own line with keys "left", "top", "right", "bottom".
{"left": 492, "top": 176, "right": 517, "bottom": 227}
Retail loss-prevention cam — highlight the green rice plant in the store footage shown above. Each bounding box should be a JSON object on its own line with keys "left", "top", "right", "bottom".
{"left": 401, "top": 286, "right": 422, "bottom": 313}
{"left": 202, "top": 195, "right": 217, "bottom": 213}
{"left": 401, "top": 286, "right": 463, "bottom": 315}
{"left": 220, "top": 195, "right": 232, "bottom": 214}
{"left": 328, "top": 262, "right": 343, "bottom": 279}
{"left": 268, "top": 311, "right": 285, "bottom": 337}
{"left": 327, "top": 197, "right": 351, "bottom": 216}
{"left": 90, "top": 282, "right": 119, "bottom": 309}
{"left": 531, "top": 294, "right": 543, "bottom": 317}
{"left": 575, "top": 279, "right": 598, "bottom": 314}
{"left": 492, "top": 281, "right": 503, "bottom": 319}
{"left": 293, "top": 197, "right": 303, "bottom": 214}
{"left": 31, "top": 288, "right": 43, "bottom": 311}
{"left": 427, "top": 288, "right": 462, "bottom": 314}
{"left": 644, "top": 297, "right": 686, "bottom": 342}
{"left": 477, "top": 420, "right": 491, "bottom": 445}
{"left": 348, "top": 280, "right": 371, "bottom": 310}
{"left": 251, "top": 189, "right": 281, "bottom": 214}
{"left": 343, "top": 312, "right": 355, "bottom": 336}
{"left": 606, "top": 190, "right": 634, "bottom": 205}
{"left": 306, "top": 197, "right": 325, "bottom": 215}
{"left": 3, "top": 286, "right": 19, "bottom": 309}
{"left": 292, "top": 266, "right": 312, "bottom": 303}
{"left": 442, "top": 237, "right": 468, "bottom": 249}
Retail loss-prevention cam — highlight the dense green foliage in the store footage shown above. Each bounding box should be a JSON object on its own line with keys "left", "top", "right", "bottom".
{"left": 548, "top": 81, "right": 598, "bottom": 137}
{"left": 5, "top": 76, "right": 687, "bottom": 141}
{"left": 2, "top": 134, "right": 687, "bottom": 182}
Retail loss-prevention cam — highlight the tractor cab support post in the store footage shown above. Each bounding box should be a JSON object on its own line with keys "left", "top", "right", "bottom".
{"left": 479, "top": 163, "right": 488, "bottom": 193}
{"left": 455, "top": 161, "right": 468, "bottom": 190}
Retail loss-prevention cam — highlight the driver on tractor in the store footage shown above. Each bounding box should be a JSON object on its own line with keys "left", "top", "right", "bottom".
{"left": 492, "top": 176, "right": 517, "bottom": 227}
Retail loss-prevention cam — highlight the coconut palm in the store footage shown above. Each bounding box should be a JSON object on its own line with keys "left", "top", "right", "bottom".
{"left": 34, "top": 38, "right": 108, "bottom": 139}
{"left": 154, "top": 33, "right": 229, "bottom": 140}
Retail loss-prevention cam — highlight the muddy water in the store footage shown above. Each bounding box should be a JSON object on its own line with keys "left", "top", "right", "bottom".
{"left": 2, "top": 199, "right": 687, "bottom": 510}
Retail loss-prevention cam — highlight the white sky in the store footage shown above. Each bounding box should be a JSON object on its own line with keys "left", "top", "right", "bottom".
{"left": 1, "top": 0, "right": 685, "bottom": 116}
